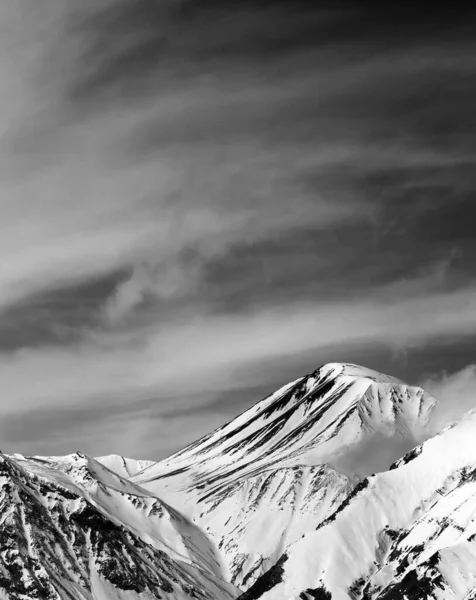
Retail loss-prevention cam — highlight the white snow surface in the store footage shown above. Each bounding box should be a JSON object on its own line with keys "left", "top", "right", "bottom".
{"left": 0, "top": 450, "right": 238, "bottom": 600}
{"left": 5, "top": 361, "right": 476, "bottom": 600}
{"left": 131, "top": 362, "right": 437, "bottom": 590}
{"left": 244, "top": 410, "right": 476, "bottom": 600}
{"left": 96, "top": 455, "right": 156, "bottom": 479}
{"left": 134, "top": 362, "right": 435, "bottom": 503}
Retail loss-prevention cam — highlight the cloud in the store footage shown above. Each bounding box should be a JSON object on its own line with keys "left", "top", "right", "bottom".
{"left": 328, "top": 362, "right": 476, "bottom": 477}
{"left": 1, "top": 1, "right": 476, "bottom": 459}
{"left": 0, "top": 400, "right": 161, "bottom": 460}
{"left": 0, "top": 12, "right": 379, "bottom": 317}
{"left": 330, "top": 432, "right": 421, "bottom": 479}
{"left": 420, "top": 365, "right": 476, "bottom": 434}
{"left": 2, "top": 277, "right": 476, "bottom": 458}
{"left": 1, "top": 281, "right": 476, "bottom": 409}
{"left": 1, "top": 0, "right": 474, "bottom": 320}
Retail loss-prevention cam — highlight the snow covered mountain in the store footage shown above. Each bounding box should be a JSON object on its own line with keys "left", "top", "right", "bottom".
{"left": 239, "top": 411, "right": 476, "bottom": 600}
{"left": 0, "top": 451, "right": 238, "bottom": 600}
{"left": 132, "top": 362, "right": 437, "bottom": 588}
{"left": 134, "top": 363, "right": 436, "bottom": 501}
{"left": 4, "top": 361, "right": 476, "bottom": 600}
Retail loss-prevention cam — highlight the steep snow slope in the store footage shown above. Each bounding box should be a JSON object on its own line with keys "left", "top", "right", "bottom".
{"left": 133, "top": 363, "right": 437, "bottom": 589}
{"left": 0, "top": 362, "right": 446, "bottom": 599}
{"left": 0, "top": 451, "right": 239, "bottom": 600}
{"left": 240, "top": 411, "right": 476, "bottom": 600}
{"left": 196, "top": 464, "right": 353, "bottom": 588}
{"left": 96, "top": 455, "right": 156, "bottom": 478}
{"left": 135, "top": 363, "right": 436, "bottom": 504}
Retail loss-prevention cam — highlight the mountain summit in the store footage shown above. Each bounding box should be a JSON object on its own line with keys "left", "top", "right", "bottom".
{"left": 3, "top": 361, "right": 476, "bottom": 599}
{"left": 134, "top": 362, "right": 437, "bottom": 502}
{"left": 132, "top": 362, "right": 438, "bottom": 587}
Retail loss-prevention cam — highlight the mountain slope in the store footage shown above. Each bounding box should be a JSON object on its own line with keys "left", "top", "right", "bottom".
{"left": 133, "top": 362, "right": 438, "bottom": 589}
{"left": 0, "top": 361, "right": 454, "bottom": 599}
{"left": 96, "top": 454, "right": 156, "bottom": 479}
{"left": 240, "top": 411, "right": 476, "bottom": 600}
{"left": 0, "top": 451, "right": 239, "bottom": 600}
{"left": 196, "top": 464, "right": 353, "bottom": 588}
{"left": 134, "top": 363, "right": 436, "bottom": 503}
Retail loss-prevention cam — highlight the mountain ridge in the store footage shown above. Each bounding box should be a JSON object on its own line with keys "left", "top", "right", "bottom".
{"left": 239, "top": 409, "right": 476, "bottom": 599}
{"left": 131, "top": 362, "right": 439, "bottom": 590}
{"left": 133, "top": 363, "right": 436, "bottom": 500}
{"left": 2, "top": 361, "right": 476, "bottom": 599}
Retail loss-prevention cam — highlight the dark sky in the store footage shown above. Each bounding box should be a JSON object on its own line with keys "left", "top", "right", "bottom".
{"left": 1, "top": 1, "right": 476, "bottom": 459}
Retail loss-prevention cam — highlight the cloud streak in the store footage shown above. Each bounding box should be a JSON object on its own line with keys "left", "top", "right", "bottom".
{"left": 421, "top": 366, "right": 476, "bottom": 435}
{"left": 2, "top": 280, "right": 476, "bottom": 455}
{"left": 1, "top": 1, "right": 476, "bottom": 457}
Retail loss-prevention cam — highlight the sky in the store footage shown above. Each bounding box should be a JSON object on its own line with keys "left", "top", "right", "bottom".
{"left": 1, "top": 2, "right": 476, "bottom": 459}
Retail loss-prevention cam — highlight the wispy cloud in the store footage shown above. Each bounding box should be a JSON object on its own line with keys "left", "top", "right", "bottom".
{"left": 2, "top": 280, "right": 476, "bottom": 456}
{"left": 421, "top": 366, "right": 476, "bottom": 434}
{"left": 1, "top": 1, "right": 476, "bottom": 457}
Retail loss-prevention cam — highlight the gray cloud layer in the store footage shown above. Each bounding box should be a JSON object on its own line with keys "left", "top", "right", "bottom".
{"left": 1, "top": 2, "right": 476, "bottom": 458}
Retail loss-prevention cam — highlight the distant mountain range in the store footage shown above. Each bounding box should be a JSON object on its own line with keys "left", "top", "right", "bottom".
{"left": 2, "top": 362, "right": 476, "bottom": 599}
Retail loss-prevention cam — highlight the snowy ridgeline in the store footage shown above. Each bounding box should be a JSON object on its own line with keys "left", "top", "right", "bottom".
{"left": 2, "top": 362, "right": 476, "bottom": 599}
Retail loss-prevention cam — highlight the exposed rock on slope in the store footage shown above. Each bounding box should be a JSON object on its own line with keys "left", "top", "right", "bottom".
{"left": 134, "top": 363, "right": 437, "bottom": 589}
{"left": 240, "top": 412, "right": 476, "bottom": 599}
{"left": 0, "top": 452, "right": 238, "bottom": 599}
{"left": 135, "top": 363, "right": 436, "bottom": 502}
{"left": 2, "top": 361, "right": 462, "bottom": 599}
{"left": 196, "top": 464, "right": 353, "bottom": 588}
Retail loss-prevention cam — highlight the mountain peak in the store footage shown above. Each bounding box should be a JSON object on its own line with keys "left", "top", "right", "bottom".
{"left": 1, "top": 361, "right": 466, "bottom": 599}
{"left": 129, "top": 362, "right": 438, "bottom": 591}
{"left": 318, "top": 361, "right": 405, "bottom": 384}
{"left": 134, "top": 362, "right": 437, "bottom": 506}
